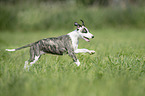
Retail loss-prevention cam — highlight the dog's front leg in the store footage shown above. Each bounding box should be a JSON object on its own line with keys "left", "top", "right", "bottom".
{"left": 74, "top": 49, "right": 95, "bottom": 54}
{"left": 68, "top": 50, "right": 80, "bottom": 66}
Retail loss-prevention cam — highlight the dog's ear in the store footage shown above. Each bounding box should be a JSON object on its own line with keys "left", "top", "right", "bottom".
{"left": 74, "top": 22, "right": 78, "bottom": 26}
{"left": 74, "top": 22, "right": 82, "bottom": 28}
{"left": 80, "top": 19, "right": 85, "bottom": 26}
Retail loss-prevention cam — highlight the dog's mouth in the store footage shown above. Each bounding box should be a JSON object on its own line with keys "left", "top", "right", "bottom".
{"left": 83, "top": 36, "right": 90, "bottom": 42}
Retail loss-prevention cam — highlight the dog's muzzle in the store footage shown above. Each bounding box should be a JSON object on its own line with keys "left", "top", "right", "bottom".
{"left": 83, "top": 35, "right": 94, "bottom": 42}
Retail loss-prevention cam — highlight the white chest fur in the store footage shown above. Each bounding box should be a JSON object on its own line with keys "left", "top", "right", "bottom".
{"left": 67, "top": 31, "right": 79, "bottom": 50}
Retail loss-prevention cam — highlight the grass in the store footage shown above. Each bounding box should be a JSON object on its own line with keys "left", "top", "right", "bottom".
{"left": 0, "top": 28, "right": 145, "bottom": 96}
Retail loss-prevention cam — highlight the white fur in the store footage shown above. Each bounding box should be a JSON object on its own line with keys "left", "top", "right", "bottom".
{"left": 68, "top": 30, "right": 79, "bottom": 50}
{"left": 75, "top": 59, "right": 80, "bottom": 66}
{"left": 75, "top": 49, "right": 95, "bottom": 54}
{"left": 68, "top": 28, "right": 95, "bottom": 54}
{"left": 68, "top": 26, "right": 95, "bottom": 66}
{"left": 78, "top": 26, "right": 94, "bottom": 41}
{"left": 24, "top": 56, "right": 40, "bottom": 70}
{"left": 30, "top": 56, "right": 40, "bottom": 65}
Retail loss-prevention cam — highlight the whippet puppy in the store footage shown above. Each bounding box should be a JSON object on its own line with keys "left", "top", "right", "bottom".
{"left": 6, "top": 20, "right": 95, "bottom": 69}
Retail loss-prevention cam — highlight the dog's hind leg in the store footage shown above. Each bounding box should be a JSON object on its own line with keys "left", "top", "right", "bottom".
{"left": 24, "top": 55, "right": 40, "bottom": 70}
{"left": 24, "top": 44, "right": 41, "bottom": 70}
{"left": 24, "top": 46, "right": 35, "bottom": 69}
{"left": 30, "top": 55, "right": 40, "bottom": 66}
{"left": 29, "top": 44, "right": 41, "bottom": 66}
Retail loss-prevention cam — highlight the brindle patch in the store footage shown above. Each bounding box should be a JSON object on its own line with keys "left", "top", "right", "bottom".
{"left": 29, "top": 35, "right": 77, "bottom": 62}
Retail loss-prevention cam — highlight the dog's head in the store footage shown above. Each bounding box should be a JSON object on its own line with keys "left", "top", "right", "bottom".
{"left": 74, "top": 20, "right": 94, "bottom": 42}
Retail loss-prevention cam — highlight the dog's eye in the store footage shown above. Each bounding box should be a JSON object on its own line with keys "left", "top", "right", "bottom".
{"left": 82, "top": 29, "right": 87, "bottom": 33}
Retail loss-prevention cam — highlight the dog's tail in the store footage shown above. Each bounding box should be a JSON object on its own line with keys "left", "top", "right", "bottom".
{"left": 6, "top": 43, "right": 34, "bottom": 52}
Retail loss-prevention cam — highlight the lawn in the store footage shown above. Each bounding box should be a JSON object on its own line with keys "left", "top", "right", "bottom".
{"left": 0, "top": 28, "right": 145, "bottom": 96}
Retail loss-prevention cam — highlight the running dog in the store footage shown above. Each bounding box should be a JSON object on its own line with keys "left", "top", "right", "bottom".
{"left": 6, "top": 20, "right": 95, "bottom": 69}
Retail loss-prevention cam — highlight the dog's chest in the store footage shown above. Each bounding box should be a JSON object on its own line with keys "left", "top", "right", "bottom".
{"left": 68, "top": 32, "right": 79, "bottom": 50}
{"left": 70, "top": 37, "right": 78, "bottom": 50}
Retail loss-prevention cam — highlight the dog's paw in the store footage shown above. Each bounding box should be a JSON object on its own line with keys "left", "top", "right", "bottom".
{"left": 75, "top": 59, "right": 80, "bottom": 66}
{"left": 24, "top": 61, "right": 30, "bottom": 71}
{"left": 89, "top": 50, "right": 95, "bottom": 55}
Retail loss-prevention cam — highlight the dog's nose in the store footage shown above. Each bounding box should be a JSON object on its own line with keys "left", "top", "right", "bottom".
{"left": 92, "top": 36, "right": 94, "bottom": 38}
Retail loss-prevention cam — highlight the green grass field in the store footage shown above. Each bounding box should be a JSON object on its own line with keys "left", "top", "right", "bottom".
{"left": 0, "top": 28, "right": 145, "bottom": 96}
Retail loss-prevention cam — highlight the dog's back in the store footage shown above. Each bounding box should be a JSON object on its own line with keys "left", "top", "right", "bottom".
{"left": 39, "top": 35, "right": 72, "bottom": 55}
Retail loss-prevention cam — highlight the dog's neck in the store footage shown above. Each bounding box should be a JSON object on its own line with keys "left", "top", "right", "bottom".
{"left": 67, "top": 30, "right": 80, "bottom": 50}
